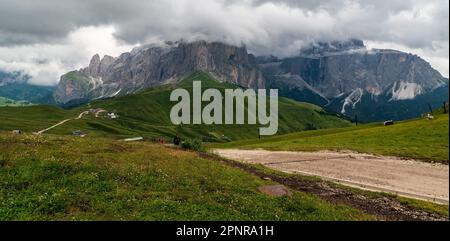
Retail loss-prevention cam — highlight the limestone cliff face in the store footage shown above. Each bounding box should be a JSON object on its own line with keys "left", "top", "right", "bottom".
{"left": 54, "top": 41, "right": 265, "bottom": 104}
{"left": 263, "top": 40, "right": 447, "bottom": 99}
{"left": 260, "top": 39, "right": 448, "bottom": 121}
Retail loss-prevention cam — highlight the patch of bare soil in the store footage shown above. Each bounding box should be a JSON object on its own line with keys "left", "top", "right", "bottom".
{"left": 199, "top": 152, "right": 449, "bottom": 221}
{"left": 258, "top": 185, "right": 292, "bottom": 197}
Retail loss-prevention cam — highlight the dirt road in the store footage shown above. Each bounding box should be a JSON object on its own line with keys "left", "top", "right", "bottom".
{"left": 76, "top": 111, "right": 89, "bottom": 120}
{"left": 36, "top": 111, "right": 89, "bottom": 135}
{"left": 35, "top": 119, "right": 72, "bottom": 135}
{"left": 214, "top": 149, "right": 449, "bottom": 204}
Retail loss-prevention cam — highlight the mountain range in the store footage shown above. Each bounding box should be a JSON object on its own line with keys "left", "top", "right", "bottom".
{"left": 1, "top": 39, "right": 448, "bottom": 122}
{"left": 260, "top": 39, "right": 449, "bottom": 121}
{"left": 54, "top": 41, "right": 264, "bottom": 107}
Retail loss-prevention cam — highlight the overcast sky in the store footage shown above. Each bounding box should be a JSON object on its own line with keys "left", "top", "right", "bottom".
{"left": 0, "top": 0, "right": 448, "bottom": 85}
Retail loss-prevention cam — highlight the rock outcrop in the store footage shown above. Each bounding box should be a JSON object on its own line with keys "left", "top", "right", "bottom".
{"left": 54, "top": 41, "right": 265, "bottom": 105}
{"left": 261, "top": 39, "right": 449, "bottom": 121}
{"left": 264, "top": 40, "right": 447, "bottom": 98}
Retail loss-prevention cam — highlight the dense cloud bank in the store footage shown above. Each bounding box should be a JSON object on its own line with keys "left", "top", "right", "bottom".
{"left": 0, "top": 0, "right": 448, "bottom": 85}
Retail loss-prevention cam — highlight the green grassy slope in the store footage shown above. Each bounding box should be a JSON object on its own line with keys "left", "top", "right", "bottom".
{"left": 0, "top": 105, "right": 71, "bottom": 132}
{"left": 0, "top": 132, "right": 371, "bottom": 221}
{"left": 0, "top": 72, "right": 350, "bottom": 141}
{"left": 212, "top": 113, "right": 449, "bottom": 163}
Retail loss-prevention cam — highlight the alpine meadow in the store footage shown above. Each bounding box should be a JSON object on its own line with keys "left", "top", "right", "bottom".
{"left": 0, "top": 1, "right": 448, "bottom": 236}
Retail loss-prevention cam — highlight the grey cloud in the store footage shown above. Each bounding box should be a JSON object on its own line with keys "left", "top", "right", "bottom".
{"left": 252, "top": 0, "right": 416, "bottom": 12}
{"left": 0, "top": 0, "right": 448, "bottom": 83}
{"left": 0, "top": 0, "right": 447, "bottom": 49}
{"left": 0, "top": 0, "right": 140, "bottom": 45}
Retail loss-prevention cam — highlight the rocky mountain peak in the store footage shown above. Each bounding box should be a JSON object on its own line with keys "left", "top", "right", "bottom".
{"left": 86, "top": 54, "right": 100, "bottom": 76}
{"left": 89, "top": 54, "right": 101, "bottom": 67}
{"left": 82, "top": 54, "right": 116, "bottom": 78}
{"left": 260, "top": 38, "right": 448, "bottom": 121}
{"left": 55, "top": 40, "right": 265, "bottom": 105}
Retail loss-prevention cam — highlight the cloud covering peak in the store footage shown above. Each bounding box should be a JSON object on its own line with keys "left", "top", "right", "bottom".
{"left": 0, "top": 0, "right": 448, "bottom": 85}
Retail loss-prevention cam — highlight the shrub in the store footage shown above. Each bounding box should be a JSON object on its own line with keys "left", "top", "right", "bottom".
{"left": 0, "top": 155, "right": 6, "bottom": 167}
{"left": 181, "top": 139, "right": 205, "bottom": 152}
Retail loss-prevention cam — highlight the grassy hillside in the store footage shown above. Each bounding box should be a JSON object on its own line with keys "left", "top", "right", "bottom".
{"left": 0, "top": 72, "right": 350, "bottom": 141}
{"left": 0, "top": 132, "right": 372, "bottom": 221}
{"left": 212, "top": 113, "right": 449, "bottom": 163}
{"left": 0, "top": 105, "right": 71, "bottom": 132}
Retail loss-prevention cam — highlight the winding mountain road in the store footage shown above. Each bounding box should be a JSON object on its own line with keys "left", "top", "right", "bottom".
{"left": 214, "top": 149, "right": 449, "bottom": 204}
{"left": 35, "top": 111, "right": 89, "bottom": 135}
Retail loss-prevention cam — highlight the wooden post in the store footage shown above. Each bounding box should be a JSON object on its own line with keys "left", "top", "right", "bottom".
{"left": 355, "top": 114, "right": 358, "bottom": 126}
{"left": 444, "top": 102, "right": 447, "bottom": 114}
{"left": 427, "top": 103, "right": 433, "bottom": 114}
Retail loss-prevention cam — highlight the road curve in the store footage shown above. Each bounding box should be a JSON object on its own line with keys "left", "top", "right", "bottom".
{"left": 214, "top": 149, "right": 449, "bottom": 204}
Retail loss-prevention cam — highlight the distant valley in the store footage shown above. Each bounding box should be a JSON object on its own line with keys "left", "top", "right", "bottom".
{"left": 0, "top": 71, "right": 55, "bottom": 106}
